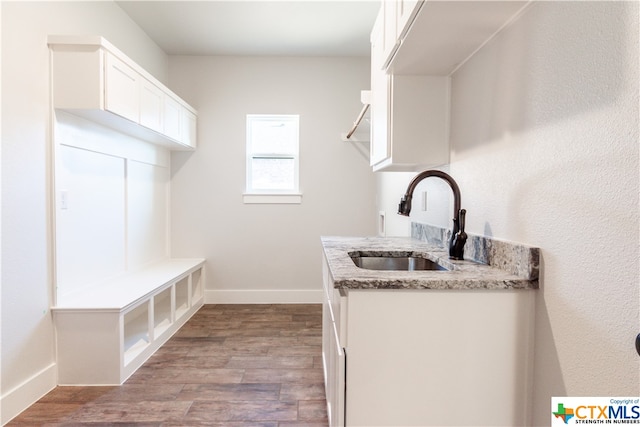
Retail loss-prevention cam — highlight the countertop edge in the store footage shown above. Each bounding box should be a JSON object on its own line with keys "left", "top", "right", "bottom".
{"left": 321, "top": 236, "right": 539, "bottom": 291}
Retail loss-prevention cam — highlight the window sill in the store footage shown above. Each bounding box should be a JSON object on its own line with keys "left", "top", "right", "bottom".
{"left": 243, "top": 193, "right": 303, "bottom": 204}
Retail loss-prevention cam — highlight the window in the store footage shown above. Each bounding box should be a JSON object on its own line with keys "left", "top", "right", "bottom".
{"left": 244, "top": 115, "right": 301, "bottom": 204}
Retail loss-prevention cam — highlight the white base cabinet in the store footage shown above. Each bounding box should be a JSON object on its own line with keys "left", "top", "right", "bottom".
{"left": 322, "top": 257, "right": 535, "bottom": 426}
{"left": 54, "top": 259, "right": 205, "bottom": 385}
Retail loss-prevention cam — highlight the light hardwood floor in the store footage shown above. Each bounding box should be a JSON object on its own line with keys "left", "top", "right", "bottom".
{"left": 7, "top": 304, "right": 328, "bottom": 427}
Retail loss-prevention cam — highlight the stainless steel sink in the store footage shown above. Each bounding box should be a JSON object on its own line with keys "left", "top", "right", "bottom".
{"left": 350, "top": 255, "right": 448, "bottom": 271}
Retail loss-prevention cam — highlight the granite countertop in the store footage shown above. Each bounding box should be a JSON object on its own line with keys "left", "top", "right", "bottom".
{"left": 321, "top": 236, "right": 538, "bottom": 290}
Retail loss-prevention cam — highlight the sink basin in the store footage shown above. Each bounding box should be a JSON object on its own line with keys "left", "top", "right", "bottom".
{"left": 350, "top": 255, "right": 448, "bottom": 271}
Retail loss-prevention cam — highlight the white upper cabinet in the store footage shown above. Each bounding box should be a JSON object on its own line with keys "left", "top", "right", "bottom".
{"left": 105, "top": 53, "right": 140, "bottom": 123}
{"left": 370, "top": 72, "right": 450, "bottom": 171}
{"left": 181, "top": 109, "right": 197, "bottom": 148}
{"left": 48, "top": 35, "right": 197, "bottom": 151}
{"left": 139, "top": 79, "right": 164, "bottom": 133}
{"left": 369, "top": 0, "right": 530, "bottom": 170}
{"left": 370, "top": 11, "right": 450, "bottom": 171}
{"left": 163, "top": 95, "right": 182, "bottom": 141}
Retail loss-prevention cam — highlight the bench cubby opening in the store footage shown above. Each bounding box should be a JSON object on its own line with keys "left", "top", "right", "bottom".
{"left": 153, "top": 286, "right": 173, "bottom": 339}
{"left": 175, "top": 276, "right": 190, "bottom": 320}
{"left": 123, "top": 301, "right": 151, "bottom": 366}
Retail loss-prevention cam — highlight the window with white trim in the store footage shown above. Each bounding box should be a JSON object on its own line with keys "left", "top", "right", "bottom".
{"left": 245, "top": 115, "right": 300, "bottom": 203}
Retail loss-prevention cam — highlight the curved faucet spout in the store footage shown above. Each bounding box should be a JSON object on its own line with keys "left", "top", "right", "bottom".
{"left": 397, "top": 170, "right": 467, "bottom": 260}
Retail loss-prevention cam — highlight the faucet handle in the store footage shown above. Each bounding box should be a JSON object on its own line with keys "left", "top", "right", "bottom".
{"left": 450, "top": 209, "right": 467, "bottom": 260}
{"left": 398, "top": 195, "right": 412, "bottom": 216}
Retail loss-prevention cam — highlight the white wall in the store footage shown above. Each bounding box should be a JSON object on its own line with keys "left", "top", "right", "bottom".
{"left": 54, "top": 113, "right": 171, "bottom": 302}
{"left": 1, "top": 1, "right": 168, "bottom": 423}
{"left": 378, "top": 2, "right": 639, "bottom": 425}
{"left": 376, "top": 170, "right": 454, "bottom": 237}
{"left": 168, "top": 56, "right": 376, "bottom": 303}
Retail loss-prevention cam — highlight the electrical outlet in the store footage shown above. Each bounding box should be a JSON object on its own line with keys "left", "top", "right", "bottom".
{"left": 60, "top": 190, "right": 68, "bottom": 210}
{"left": 421, "top": 191, "right": 428, "bottom": 211}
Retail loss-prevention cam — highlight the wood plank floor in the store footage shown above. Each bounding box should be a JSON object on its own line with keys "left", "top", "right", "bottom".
{"left": 7, "top": 304, "right": 328, "bottom": 427}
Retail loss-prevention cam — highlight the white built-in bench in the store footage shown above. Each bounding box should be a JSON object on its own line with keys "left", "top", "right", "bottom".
{"left": 52, "top": 258, "right": 205, "bottom": 385}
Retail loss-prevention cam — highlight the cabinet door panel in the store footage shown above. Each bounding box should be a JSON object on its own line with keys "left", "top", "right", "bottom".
{"left": 140, "top": 79, "right": 163, "bottom": 132}
{"left": 105, "top": 53, "right": 139, "bottom": 122}
{"left": 163, "top": 96, "right": 182, "bottom": 141}
{"left": 327, "top": 318, "right": 345, "bottom": 427}
{"left": 181, "top": 109, "right": 197, "bottom": 148}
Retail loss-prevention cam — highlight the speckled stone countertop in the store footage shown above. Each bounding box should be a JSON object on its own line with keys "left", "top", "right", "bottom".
{"left": 321, "top": 236, "right": 539, "bottom": 290}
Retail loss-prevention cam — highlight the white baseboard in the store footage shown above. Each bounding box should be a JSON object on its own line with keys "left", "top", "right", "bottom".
{"left": 1, "top": 362, "right": 57, "bottom": 425}
{"left": 204, "top": 289, "right": 323, "bottom": 304}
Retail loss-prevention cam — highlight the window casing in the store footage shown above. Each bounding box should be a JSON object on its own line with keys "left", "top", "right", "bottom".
{"left": 245, "top": 115, "right": 300, "bottom": 203}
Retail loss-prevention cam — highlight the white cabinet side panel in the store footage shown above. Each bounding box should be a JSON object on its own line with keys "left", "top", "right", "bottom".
{"left": 55, "top": 311, "right": 121, "bottom": 385}
{"left": 163, "top": 96, "right": 182, "bottom": 141}
{"left": 51, "top": 48, "right": 103, "bottom": 110}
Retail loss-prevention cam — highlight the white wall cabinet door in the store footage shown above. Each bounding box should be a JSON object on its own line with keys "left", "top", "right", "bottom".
{"left": 163, "top": 96, "right": 182, "bottom": 141}
{"left": 105, "top": 53, "right": 139, "bottom": 123}
{"left": 181, "top": 108, "right": 197, "bottom": 148}
{"left": 139, "top": 79, "right": 163, "bottom": 133}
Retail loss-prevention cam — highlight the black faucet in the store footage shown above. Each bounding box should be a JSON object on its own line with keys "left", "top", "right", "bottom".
{"left": 398, "top": 170, "right": 468, "bottom": 260}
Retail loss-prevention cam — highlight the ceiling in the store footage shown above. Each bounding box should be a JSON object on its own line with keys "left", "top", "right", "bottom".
{"left": 117, "top": 1, "right": 381, "bottom": 57}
